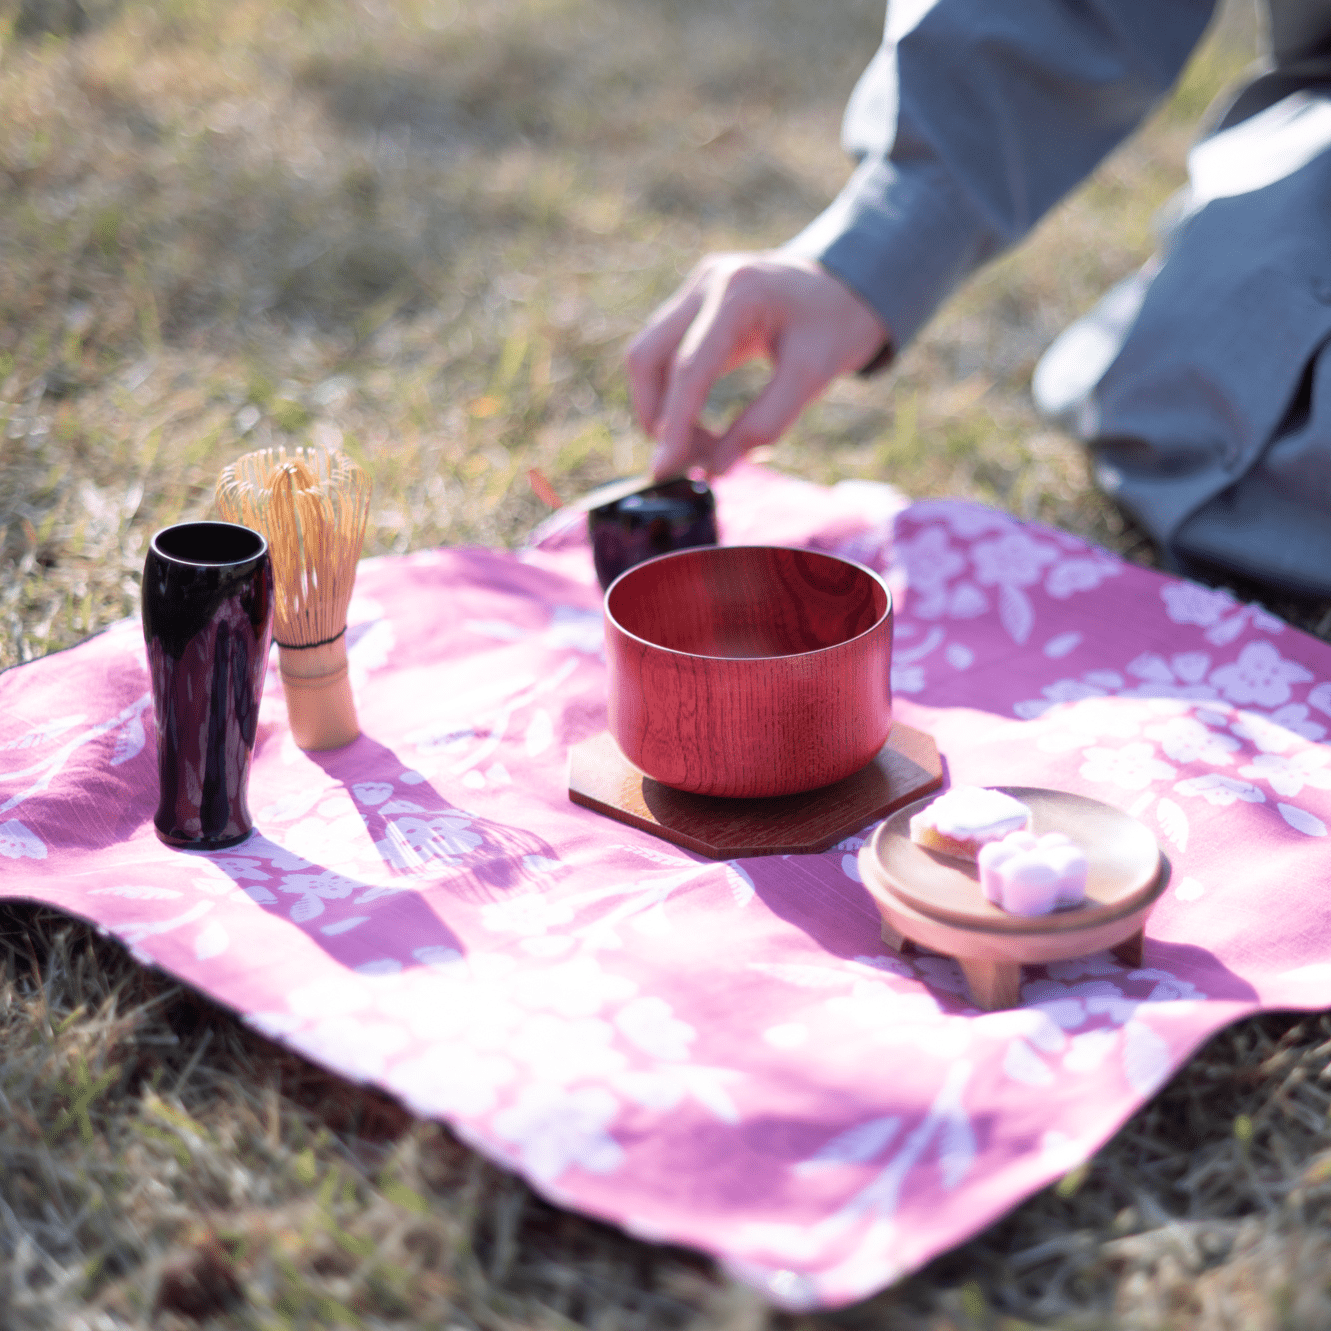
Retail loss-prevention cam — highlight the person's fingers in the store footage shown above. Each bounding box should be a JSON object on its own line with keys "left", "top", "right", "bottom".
{"left": 629, "top": 251, "right": 894, "bottom": 476}
{"left": 625, "top": 282, "right": 707, "bottom": 436}
{"left": 708, "top": 359, "right": 824, "bottom": 476}
{"left": 626, "top": 256, "right": 736, "bottom": 435}
{"left": 650, "top": 280, "right": 763, "bottom": 474}
{"left": 651, "top": 422, "right": 720, "bottom": 479}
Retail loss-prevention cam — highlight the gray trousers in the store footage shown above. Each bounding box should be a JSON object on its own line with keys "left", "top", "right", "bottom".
{"left": 1036, "top": 11, "right": 1331, "bottom": 598}
{"left": 1040, "top": 90, "right": 1331, "bottom": 597}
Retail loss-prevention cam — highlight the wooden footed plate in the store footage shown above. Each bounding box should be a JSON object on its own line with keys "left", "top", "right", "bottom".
{"left": 857, "top": 787, "right": 1170, "bottom": 1010}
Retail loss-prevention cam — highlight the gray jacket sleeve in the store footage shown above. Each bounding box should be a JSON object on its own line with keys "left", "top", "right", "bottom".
{"left": 783, "top": 0, "right": 1218, "bottom": 357}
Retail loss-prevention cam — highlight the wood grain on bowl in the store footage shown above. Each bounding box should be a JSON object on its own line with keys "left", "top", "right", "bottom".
{"left": 604, "top": 546, "right": 893, "bottom": 798}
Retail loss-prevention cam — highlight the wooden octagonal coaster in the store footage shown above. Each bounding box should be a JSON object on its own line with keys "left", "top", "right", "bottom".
{"left": 568, "top": 723, "right": 942, "bottom": 859}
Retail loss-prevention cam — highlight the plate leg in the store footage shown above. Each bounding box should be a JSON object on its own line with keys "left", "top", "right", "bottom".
{"left": 1110, "top": 928, "right": 1145, "bottom": 968}
{"left": 880, "top": 920, "right": 915, "bottom": 953}
{"left": 958, "top": 957, "right": 1023, "bottom": 1011}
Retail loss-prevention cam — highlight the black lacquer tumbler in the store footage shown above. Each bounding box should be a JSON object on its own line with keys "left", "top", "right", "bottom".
{"left": 589, "top": 476, "right": 717, "bottom": 591}
{"left": 142, "top": 522, "right": 274, "bottom": 849}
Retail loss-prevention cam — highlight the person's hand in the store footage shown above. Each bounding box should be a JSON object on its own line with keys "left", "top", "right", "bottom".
{"left": 625, "top": 252, "right": 891, "bottom": 478}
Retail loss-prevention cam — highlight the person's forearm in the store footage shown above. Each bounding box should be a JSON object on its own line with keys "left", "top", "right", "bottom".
{"left": 785, "top": 0, "right": 1218, "bottom": 353}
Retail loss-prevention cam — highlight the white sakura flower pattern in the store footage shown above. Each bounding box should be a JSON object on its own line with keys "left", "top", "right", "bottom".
{"left": 1129, "top": 968, "right": 1206, "bottom": 1003}
{"left": 1033, "top": 697, "right": 1151, "bottom": 750}
{"left": 1044, "top": 558, "right": 1120, "bottom": 599}
{"left": 1044, "top": 631, "right": 1083, "bottom": 659}
{"left": 1230, "top": 709, "right": 1299, "bottom": 753}
{"left": 377, "top": 810, "right": 483, "bottom": 869}
{"left": 976, "top": 969, "right": 1201, "bottom": 1093}
{"left": 1143, "top": 716, "right": 1239, "bottom": 766}
{"left": 1014, "top": 679, "right": 1111, "bottom": 720}
{"left": 481, "top": 891, "right": 576, "bottom": 936}
{"left": 971, "top": 531, "right": 1058, "bottom": 588}
{"left": 891, "top": 664, "right": 925, "bottom": 694}
{"left": 825, "top": 981, "right": 942, "bottom": 1029}
{"left": 1209, "top": 642, "right": 1314, "bottom": 708}
{"left": 464, "top": 997, "right": 530, "bottom": 1052}
{"left": 1237, "top": 704, "right": 1327, "bottom": 745}
{"left": 794, "top": 1117, "right": 902, "bottom": 1173}
{"left": 1063, "top": 1029, "right": 1119, "bottom": 1073}
{"left": 1238, "top": 750, "right": 1331, "bottom": 798}
{"left": 898, "top": 527, "right": 966, "bottom": 618}
{"left": 1079, "top": 742, "right": 1177, "bottom": 790}
{"left": 615, "top": 997, "right": 696, "bottom": 1062}
{"left": 978, "top": 1007, "right": 1071, "bottom": 1055}
{"left": 1121, "top": 652, "right": 1220, "bottom": 700}
{"left": 388, "top": 1044, "right": 516, "bottom": 1117}
{"left": 1173, "top": 774, "right": 1265, "bottom": 805}
{"left": 109, "top": 711, "right": 146, "bottom": 766}
{"left": 277, "top": 868, "right": 365, "bottom": 925}
{"left": 947, "top": 642, "right": 975, "bottom": 669}
{"left": 935, "top": 502, "right": 1013, "bottom": 538}
{"left": 1160, "top": 582, "right": 1236, "bottom": 627}
{"left": 282, "top": 812, "right": 368, "bottom": 867}
{"left": 1278, "top": 804, "right": 1327, "bottom": 837}
{"left": 1156, "top": 798, "right": 1189, "bottom": 851}
{"left": 1003, "top": 1039, "right": 1054, "bottom": 1085}
{"left": 194, "top": 920, "right": 228, "bottom": 959}
{"left": 946, "top": 582, "right": 988, "bottom": 617}
{"left": 613, "top": 1063, "right": 742, "bottom": 1123}
{"left": 492, "top": 1084, "right": 624, "bottom": 1184}
{"left": 510, "top": 955, "right": 637, "bottom": 1018}
{"left": 1269, "top": 705, "right": 1327, "bottom": 742}
{"left": 1121, "top": 1021, "right": 1173, "bottom": 1095}
{"left": 201, "top": 854, "right": 270, "bottom": 882}
{"left": 352, "top": 781, "right": 395, "bottom": 806}
{"left": 543, "top": 605, "right": 605, "bottom": 655}
{"left": 289, "top": 1016, "right": 410, "bottom": 1081}
{"left": 506, "top": 1015, "right": 627, "bottom": 1084}
{"left": 823, "top": 981, "right": 972, "bottom": 1057}
{"left": 1044, "top": 956, "right": 1124, "bottom": 982}
{"left": 0, "top": 819, "right": 46, "bottom": 859}
{"left": 287, "top": 974, "right": 374, "bottom": 1020}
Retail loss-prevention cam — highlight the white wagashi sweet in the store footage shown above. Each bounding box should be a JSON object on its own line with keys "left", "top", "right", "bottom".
{"left": 977, "top": 830, "right": 1088, "bottom": 916}
{"left": 908, "top": 786, "right": 1031, "bottom": 860}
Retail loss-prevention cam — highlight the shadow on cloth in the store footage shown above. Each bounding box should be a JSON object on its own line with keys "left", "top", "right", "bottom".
{"left": 309, "top": 736, "right": 560, "bottom": 900}
{"left": 204, "top": 831, "right": 471, "bottom": 973}
{"left": 197, "top": 736, "right": 561, "bottom": 972}
{"left": 752, "top": 857, "right": 1258, "bottom": 1005}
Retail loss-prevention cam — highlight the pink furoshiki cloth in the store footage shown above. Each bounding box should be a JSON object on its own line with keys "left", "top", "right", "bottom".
{"left": 3, "top": 464, "right": 1331, "bottom": 1309}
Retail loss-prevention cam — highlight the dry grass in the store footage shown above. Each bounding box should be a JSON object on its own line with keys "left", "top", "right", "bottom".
{"left": 4, "top": 0, "right": 1331, "bottom": 1326}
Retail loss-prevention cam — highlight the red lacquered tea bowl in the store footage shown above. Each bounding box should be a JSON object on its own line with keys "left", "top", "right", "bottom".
{"left": 603, "top": 545, "right": 893, "bottom": 798}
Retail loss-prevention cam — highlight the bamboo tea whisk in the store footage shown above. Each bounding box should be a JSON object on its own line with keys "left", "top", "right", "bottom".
{"left": 216, "top": 447, "right": 372, "bottom": 751}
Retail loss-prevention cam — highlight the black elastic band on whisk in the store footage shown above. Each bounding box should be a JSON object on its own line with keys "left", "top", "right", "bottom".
{"left": 274, "top": 625, "right": 347, "bottom": 651}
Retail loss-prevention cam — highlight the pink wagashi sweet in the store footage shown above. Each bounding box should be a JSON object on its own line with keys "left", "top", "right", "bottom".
{"left": 977, "top": 830, "right": 1088, "bottom": 916}
{"left": 908, "top": 786, "right": 1031, "bottom": 860}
